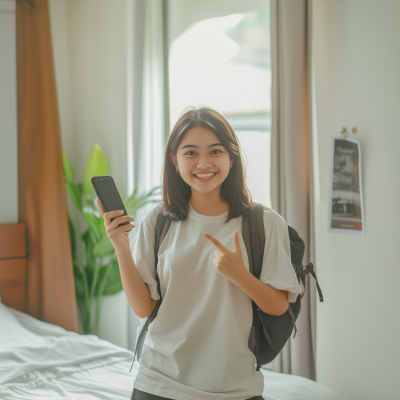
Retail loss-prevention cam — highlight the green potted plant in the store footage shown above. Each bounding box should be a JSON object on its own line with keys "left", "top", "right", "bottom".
{"left": 62, "top": 144, "right": 161, "bottom": 334}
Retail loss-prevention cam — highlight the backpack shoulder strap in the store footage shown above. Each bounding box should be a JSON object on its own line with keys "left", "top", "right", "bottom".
{"left": 153, "top": 208, "right": 172, "bottom": 301}
{"left": 154, "top": 208, "right": 172, "bottom": 261}
{"left": 242, "top": 202, "right": 265, "bottom": 370}
{"left": 242, "top": 209, "right": 253, "bottom": 275}
{"left": 256, "top": 204, "right": 266, "bottom": 268}
{"left": 130, "top": 207, "right": 171, "bottom": 371}
{"left": 242, "top": 202, "right": 265, "bottom": 279}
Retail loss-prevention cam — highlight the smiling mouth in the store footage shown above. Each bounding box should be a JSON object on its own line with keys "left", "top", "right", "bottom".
{"left": 193, "top": 172, "right": 217, "bottom": 181}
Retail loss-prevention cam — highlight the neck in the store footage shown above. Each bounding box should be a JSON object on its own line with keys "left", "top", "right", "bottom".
{"left": 189, "top": 188, "right": 229, "bottom": 216}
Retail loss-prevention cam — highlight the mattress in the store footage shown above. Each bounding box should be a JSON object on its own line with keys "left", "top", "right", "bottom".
{"left": 0, "top": 303, "right": 344, "bottom": 400}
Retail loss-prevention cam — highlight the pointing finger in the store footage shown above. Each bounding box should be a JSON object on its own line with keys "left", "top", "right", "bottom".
{"left": 203, "top": 232, "right": 229, "bottom": 253}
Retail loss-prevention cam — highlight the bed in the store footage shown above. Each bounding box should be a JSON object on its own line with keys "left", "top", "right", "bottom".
{"left": 0, "top": 222, "right": 344, "bottom": 400}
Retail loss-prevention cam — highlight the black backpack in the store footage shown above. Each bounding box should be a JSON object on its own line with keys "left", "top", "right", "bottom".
{"left": 130, "top": 202, "right": 323, "bottom": 372}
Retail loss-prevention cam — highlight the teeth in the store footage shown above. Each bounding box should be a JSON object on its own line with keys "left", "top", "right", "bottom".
{"left": 195, "top": 173, "right": 215, "bottom": 178}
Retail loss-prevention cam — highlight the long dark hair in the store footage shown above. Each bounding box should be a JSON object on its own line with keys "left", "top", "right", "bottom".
{"left": 161, "top": 107, "right": 254, "bottom": 223}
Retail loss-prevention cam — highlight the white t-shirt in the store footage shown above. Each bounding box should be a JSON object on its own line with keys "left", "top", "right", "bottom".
{"left": 130, "top": 202, "right": 302, "bottom": 400}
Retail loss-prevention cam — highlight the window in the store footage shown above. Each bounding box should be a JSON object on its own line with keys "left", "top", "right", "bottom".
{"left": 168, "top": 2, "right": 272, "bottom": 207}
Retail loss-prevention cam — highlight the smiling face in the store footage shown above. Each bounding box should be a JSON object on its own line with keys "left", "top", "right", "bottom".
{"left": 169, "top": 126, "right": 233, "bottom": 195}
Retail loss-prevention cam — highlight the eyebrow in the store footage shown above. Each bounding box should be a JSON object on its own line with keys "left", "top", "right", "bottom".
{"left": 180, "top": 143, "right": 223, "bottom": 150}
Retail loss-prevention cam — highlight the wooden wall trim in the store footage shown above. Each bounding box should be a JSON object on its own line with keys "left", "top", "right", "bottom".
{"left": 0, "top": 223, "right": 27, "bottom": 312}
{"left": 0, "top": 222, "right": 26, "bottom": 259}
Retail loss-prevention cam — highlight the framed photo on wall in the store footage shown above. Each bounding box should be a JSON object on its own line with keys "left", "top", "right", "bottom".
{"left": 328, "top": 138, "right": 365, "bottom": 235}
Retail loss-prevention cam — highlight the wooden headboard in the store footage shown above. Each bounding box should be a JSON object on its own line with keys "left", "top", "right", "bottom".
{"left": 0, "top": 223, "right": 27, "bottom": 312}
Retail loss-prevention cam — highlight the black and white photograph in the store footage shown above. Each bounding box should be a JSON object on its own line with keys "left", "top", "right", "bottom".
{"left": 328, "top": 138, "right": 365, "bottom": 234}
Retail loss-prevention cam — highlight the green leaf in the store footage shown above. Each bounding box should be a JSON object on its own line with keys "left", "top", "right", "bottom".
{"left": 103, "top": 258, "right": 123, "bottom": 296}
{"left": 83, "top": 194, "right": 105, "bottom": 234}
{"left": 74, "top": 269, "right": 86, "bottom": 299}
{"left": 82, "top": 205, "right": 101, "bottom": 218}
{"left": 92, "top": 234, "right": 115, "bottom": 258}
{"left": 95, "top": 265, "right": 107, "bottom": 297}
{"left": 125, "top": 186, "right": 162, "bottom": 216}
{"left": 82, "top": 231, "right": 95, "bottom": 276}
{"left": 77, "top": 183, "right": 84, "bottom": 199}
{"left": 82, "top": 212, "right": 102, "bottom": 244}
{"left": 62, "top": 151, "right": 75, "bottom": 184}
{"left": 124, "top": 188, "right": 138, "bottom": 211}
{"left": 73, "top": 262, "right": 89, "bottom": 302}
{"left": 66, "top": 181, "right": 83, "bottom": 212}
{"left": 68, "top": 217, "right": 76, "bottom": 262}
{"left": 83, "top": 144, "right": 109, "bottom": 196}
{"left": 83, "top": 196, "right": 102, "bottom": 218}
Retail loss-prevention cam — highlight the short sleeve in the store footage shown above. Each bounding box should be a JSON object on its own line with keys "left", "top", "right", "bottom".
{"left": 259, "top": 209, "right": 302, "bottom": 303}
{"left": 129, "top": 205, "right": 161, "bottom": 301}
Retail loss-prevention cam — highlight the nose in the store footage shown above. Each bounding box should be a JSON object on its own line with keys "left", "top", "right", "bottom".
{"left": 197, "top": 157, "right": 213, "bottom": 170}
{"left": 197, "top": 160, "right": 212, "bottom": 170}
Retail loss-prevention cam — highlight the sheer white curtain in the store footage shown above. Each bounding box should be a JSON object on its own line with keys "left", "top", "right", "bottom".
{"left": 267, "top": 0, "right": 316, "bottom": 380}
{"left": 127, "top": 0, "right": 167, "bottom": 352}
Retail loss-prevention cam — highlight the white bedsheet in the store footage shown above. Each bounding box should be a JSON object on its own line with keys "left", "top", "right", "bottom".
{"left": 0, "top": 304, "right": 133, "bottom": 384}
{"left": 0, "top": 304, "right": 344, "bottom": 400}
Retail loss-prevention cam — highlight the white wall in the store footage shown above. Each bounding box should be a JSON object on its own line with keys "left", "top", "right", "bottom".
{"left": 0, "top": 0, "right": 17, "bottom": 224}
{"left": 313, "top": 1, "right": 400, "bottom": 399}
{"left": 49, "top": 0, "right": 131, "bottom": 348}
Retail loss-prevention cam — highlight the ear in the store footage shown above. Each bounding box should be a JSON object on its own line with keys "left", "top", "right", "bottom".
{"left": 169, "top": 151, "right": 178, "bottom": 169}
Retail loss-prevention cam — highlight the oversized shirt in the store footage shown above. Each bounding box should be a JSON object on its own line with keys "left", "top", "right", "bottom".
{"left": 130, "top": 202, "right": 302, "bottom": 400}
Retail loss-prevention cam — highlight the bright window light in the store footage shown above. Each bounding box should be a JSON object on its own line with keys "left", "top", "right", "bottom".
{"left": 169, "top": 5, "right": 272, "bottom": 207}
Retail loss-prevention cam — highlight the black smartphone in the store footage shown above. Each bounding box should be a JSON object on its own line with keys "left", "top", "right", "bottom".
{"left": 91, "top": 176, "right": 132, "bottom": 232}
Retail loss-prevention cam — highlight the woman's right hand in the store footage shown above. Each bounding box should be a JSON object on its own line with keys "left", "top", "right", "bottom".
{"left": 96, "top": 197, "right": 135, "bottom": 256}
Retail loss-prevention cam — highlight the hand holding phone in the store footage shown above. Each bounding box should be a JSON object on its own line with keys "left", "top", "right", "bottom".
{"left": 91, "top": 176, "right": 135, "bottom": 255}
{"left": 96, "top": 198, "right": 134, "bottom": 255}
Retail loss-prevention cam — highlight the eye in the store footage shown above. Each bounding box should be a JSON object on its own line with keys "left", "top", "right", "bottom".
{"left": 184, "top": 149, "right": 223, "bottom": 156}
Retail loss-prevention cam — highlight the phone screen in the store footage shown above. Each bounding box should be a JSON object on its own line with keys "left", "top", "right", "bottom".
{"left": 91, "top": 176, "right": 128, "bottom": 224}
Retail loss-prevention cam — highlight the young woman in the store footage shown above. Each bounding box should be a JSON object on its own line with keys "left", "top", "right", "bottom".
{"left": 97, "top": 107, "right": 302, "bottom": 400}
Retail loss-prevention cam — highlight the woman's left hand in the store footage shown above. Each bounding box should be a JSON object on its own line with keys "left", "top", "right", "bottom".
{"left": 203, "top": 229, "right": 248, "bottom": 287}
